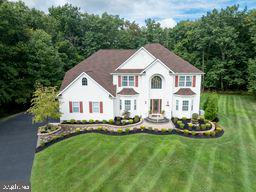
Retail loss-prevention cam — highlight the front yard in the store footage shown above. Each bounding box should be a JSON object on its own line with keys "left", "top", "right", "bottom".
{"left": 31, "top": 94, "right": 256, "bottom": 192}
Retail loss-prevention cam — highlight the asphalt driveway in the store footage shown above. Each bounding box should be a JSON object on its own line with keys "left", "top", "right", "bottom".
{"left": 0, "top": 113, "right": 42, "bottom": 185}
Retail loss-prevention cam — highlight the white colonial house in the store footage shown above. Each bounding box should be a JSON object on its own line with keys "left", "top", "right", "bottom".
{"left": 58, "top": 43, "right": 203, "bottom": 122}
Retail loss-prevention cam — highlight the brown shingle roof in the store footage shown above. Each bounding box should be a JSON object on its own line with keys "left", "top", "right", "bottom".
{"left": 60, "top": 44, "right": 203, "bottom": 96}
{"left": 144, "top": 43, "right": 203, "bottom": 73}
{"left": 117, "top": 88, "right": 138, "bottom": 95}
{"left": 60, "top": 49, "right": 136, "bottom": 96}
{"left": 174, "top": 88, "right": 196, "bottom": 95}
{"left": 113, "top": 69, "right": 144, "bottom": 74}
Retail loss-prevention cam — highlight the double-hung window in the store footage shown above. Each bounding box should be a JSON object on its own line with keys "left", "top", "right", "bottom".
{"left": 176, "top": 100, "right": 179, "bottom": 110}
{"left": 182, "top": 100, "right": 189, "bottom": 111}
{"left": 179, "top": 76, "right": 192, "bottom": 87}
{"left": 122, "top": 76, "right": 134, "bottom": 87}
{"left": 72, "top": 102, "right": 80, "bottom": 113}
{"left": 124, "top": 100, "right": 131, "bottom": 111}
{"left": 92, "top": 102, "right": 100, "bottom": 113}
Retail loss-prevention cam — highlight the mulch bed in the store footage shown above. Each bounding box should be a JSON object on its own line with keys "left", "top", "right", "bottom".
{"left": 172, "top": 118, "right": 212, "bottom": 131}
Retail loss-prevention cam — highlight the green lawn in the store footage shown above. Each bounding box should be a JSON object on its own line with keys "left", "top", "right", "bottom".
{"left": 31, "top": 94, "right": 256, "bottom": 192}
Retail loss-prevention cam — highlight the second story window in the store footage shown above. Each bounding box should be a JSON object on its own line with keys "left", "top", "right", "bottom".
{"left": 179, "top": 76, "right": 192, "bottom": 87}
{"left": 122, "top": 76, "right": 134, "bottom": 87}
{"left": 151, "top": 76, "right": 162, "bottom": 89}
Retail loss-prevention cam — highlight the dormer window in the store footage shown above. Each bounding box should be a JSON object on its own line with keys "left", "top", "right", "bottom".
{"left": 82, "top": 77, "right": 87, "bottom": 86}
{"left": 122, "top": 76, "right": 134, "bottom": 87}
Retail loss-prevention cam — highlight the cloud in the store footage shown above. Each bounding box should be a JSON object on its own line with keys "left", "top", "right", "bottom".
{"left": 158, "top": 18, "right": 177, "bottom": 28}
{"left": 10, "top": 0, "right": 256, "bottom": 25}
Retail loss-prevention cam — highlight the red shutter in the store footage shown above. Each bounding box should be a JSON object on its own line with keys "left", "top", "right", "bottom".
{"left": 69, "top": 101, "right": 73, "bottom": 113}
{"left": 118, "top": 76, "right": 121, "bottom": 87}
{"left": 135, "top": 76, "right": 138, "bottom": 87}
{"left": 100, "top": 102, "right": 103, "bottom": 113}
{"left": 89, "top": 102, "right": 92, "bottom": 113}
{"left": 175, "top": 76, "right": 179, "bottom": 87}
{"left": 79, "top": 101, "right": 83, "bottom": 113}
{"left": 192, "top": 76, "right": 196, "bottom": 87}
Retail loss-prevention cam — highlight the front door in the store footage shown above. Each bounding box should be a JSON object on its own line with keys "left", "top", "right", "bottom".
{"left": 150, "top": 99, "right": 162, "bottom": 114}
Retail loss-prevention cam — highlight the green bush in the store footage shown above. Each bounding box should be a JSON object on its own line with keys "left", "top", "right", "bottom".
{"left": 182, "top": 117, "right": 187, "bottom": 121}
{"left": 177, "top": 120, "right": 182, "bottom": 125}
{"left": 200, "top": 124, "right": 206, "bottom": 130}
{"left": 117, "top": 128, "right": 123, "bottom": 133}
{"left": 148, "top": 127, "right": 153, "bottom": 131}
{"left": 82, "top": 120, "right": 87, "bottom": 124}
{"left": 192, "top": 113, "right": 199, "bottom": 120}
{"left": 140, "top": 125, "right": 145, "bottom": 130}
{"left": 134, "top": 115, "right": 140, "bottom": 123}
{"left": 70, "top": 119, "right": 76, "bottom": 124}
{"left": 97, "top": 126, "right": 103, "bottom": 131}
{"left": 103, "top": 128, "right": 108, "bottom": 132}
{"left": 129, "top": 119, "right": 134, "bottom": 124}
{"left": 95, "top": 120, "right": 99, "bottom": 123}
{"left": 109, "top": 119, "right": 114, "bottom": 124}
{"left": 87, "top": 127, "right": 93, "bottom": 131}
{"left": 89, "top": 119, "right": 94, "bottom": 124}
{"left": 199, "top": 116, "right": 205, "bottom": 121}
{"left": 133, "top": 127, "right": 138, "bottom": 131}
{"left": 210, "top": 131, "right": 216, "bottom": 137}
{"left": 122, "top": 121, "right": 126, "bottom": 125}
{"left": 179, "top": 123, "right": 185, "bottom": 129}
{"left": 154, "top": 128, "right": 159, "bottom": 132}
{"left": 191, "top": 131, "right": 196, "bottom": 136}
{"left": 115, "top": 121, "right": 121, "bottom": 125}
{"left": 161, "top": 128, "right": 167, "bottom": 132}
{"left": 204, "top": 93, "right": 218, "bottom": 121}
{"left": 216, "top": 127, "right": 223, "bottom": 132}
{"left": 75, "top": 128, "right": 81, "bottom": 132}
{"left": 125, "top": 128, "right": 130, "bottom": 133}
{"left": 173, "top": 117, "right": 178, "bottom": 124}
{"left": 184, "top": 130, "right": 190, "bottom": 135}
{"left": 204, "top": 131, "right": 211, "bottom": 136}
{"left": 102, "top": 120, "right": 108, "bottom": 124}
{"left": 206, "top": 123, "right": 211, "bottom": 128}
{"left": 188, "top": 123, "right": 193, "bottom": 128}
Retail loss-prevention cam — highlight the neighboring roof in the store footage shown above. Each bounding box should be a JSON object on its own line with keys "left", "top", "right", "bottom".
{"left": 144, "top": 43, "right": 203, "bottom": 74}
{"left": 174, "top": 88, "right": 196, "bottom": 95}
{"left": 60, "top": 49, "right": 136, "bottom": 96}
{"left": 113, "top": 69, "right": 144, "bottom": 74}
{"left": 60, "top": 43, "right": 203, "bottom": 96}
{"left": 117, "top": 88, "right": 138, "bottom": 95}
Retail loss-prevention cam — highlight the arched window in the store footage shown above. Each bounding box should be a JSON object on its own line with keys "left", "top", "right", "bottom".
{"left": 151, "top": 76, "right": 162, "bottom": 89}
{"left": 82, "top": 77, "right": 87, "bottom": 86}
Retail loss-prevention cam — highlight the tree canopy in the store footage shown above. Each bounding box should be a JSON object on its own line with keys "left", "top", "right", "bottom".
{"left": 1, "top": 0, "right": 256, "bottom": 115}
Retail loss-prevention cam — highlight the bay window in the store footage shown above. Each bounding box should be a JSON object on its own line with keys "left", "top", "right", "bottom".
{"left": 182, "top": 100, "right": 189, "bottom": 111}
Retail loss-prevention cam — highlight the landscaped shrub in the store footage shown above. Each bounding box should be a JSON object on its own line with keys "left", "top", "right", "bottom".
{"left": 191, "top": 131, "right": 196, "bottom": 136}
{"left": 115, "top": 121, "right": 121, "bottom": 125}
{"left": 182, "top": 117, "right": 187, "bottom": 121}
{"left": 210, "top": 131, "right": 216, "bottom": 137}
{"left": 216, "top": 127, "right": 223, "bottom": 133}
{"left": 204, "top": 93, "right": 218, "bottom": 121}
{"left": 129, "top": 119, "right": 134, "bottom": 124}
{"left": 200, "top": 124, "right": 206, "bottom": 130}
{"left": 117, "top": 128, "right": 123, "bottom": 133}
{"left": 179, "top": 123, "right": 185, "bottom": 129}
{"left": 177, "top": 120, "right": 182, "bottom": 125}
{"left": 76, "top": 120, "right": 81, "bottom": 124}
{"left": 38, "top": 124, "right": 59, "bottom": 134}
{"left": 148, "top": 127, "right": 153, "bottom": 131}
{"left": 125, "top": 128, "right": 130, "bottom": 133}
{"left": 82, "top": 120, "right": 87, "bottom": 124}
{"left": 122, "top": 110, "right": 130, "bottom": 119}
{"left": 199, "top": 116, "right": 205, "bottom": 121}
{"left": 153, "top": 128, "right": 159, "bottom": 132}
{"left": 97, "top": 126, "right": 103, "bottom": 131}
{"left": 188, "top": 123, "right": 193, "bottom": 128}
{"left": 172, "top": 117, "right": 178, "bottom": 124}
{"left": 184, "top": 130, "right": 190, "bottom": 135}
{"left": 133, "top": 127, "right": 138, "bottom": 131}
{"left": 204, "top": 131, "right": 211, "bottom": 136}
{"left": 122, "top": 121, "right": 126, "bottom": 125}
{"left": 75, "top": 128, "right": 81, "bottom": 132}
{"left": 103, "top": 128, "right": 108, "bottom": 132}
{"left": 70, "top": 119, "right": 76, "bottom": 124}
{"left": 102, "top": 120, "right": 107, "bottom": 124}
{"left": 140, "top": 125, "right": 145, "bottom": 130}
{"left": 192, "top": 113, "right": 199, "bottom": 120}
{"left": 87, "top": 127, "right": 93, "bottom": 131}
{"left": 134, "top": 115, "right": 140, "bottom": 123}
{"left": 206, "top": 123, "right": 211, "bottom": 128}
{"left": 161, "top": 128, "right": 167, "bottom": 133}
{"left": 89, "top": 119, "right": 94, "bottom": 124}
{"left": 62, "top": 120, "right": 67, "bottom": 124}
{"left": 95, "top": 120, "right": 99, "bottom": 123}
{"left": 109, "top": 119, "right": 114, "bottom": 124}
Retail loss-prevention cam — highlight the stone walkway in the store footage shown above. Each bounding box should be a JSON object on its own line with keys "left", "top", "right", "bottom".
{"left": 141, "top": 120, "right": 175, "bottom": 129}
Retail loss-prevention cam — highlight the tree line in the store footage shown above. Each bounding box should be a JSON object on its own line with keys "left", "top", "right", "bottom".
{"left": 0, "top": 0, "right": 256, "bottom": 115}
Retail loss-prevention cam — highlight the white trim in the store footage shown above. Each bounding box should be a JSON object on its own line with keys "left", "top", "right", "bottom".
{"left": 115, "top": 47, "right": 156, "bottom": 71}
{"left": 140, "top": 59, "right": 175, "bottom": 74}
{"left": 173, "top": 72, "right": 204, "bottom": 75}
{"left": 57, "top": 72, "right": 115, "bottom": 97}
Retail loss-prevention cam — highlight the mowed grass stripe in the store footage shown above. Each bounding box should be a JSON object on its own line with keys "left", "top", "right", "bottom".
{"left": 126, "top": 141, "right": 165, "bottom": 192}
{"left": 205, "top": 147, "right": 217, "bottom": 192}
{"left": 88, "top": 141, "right": 141, "bottom": 192}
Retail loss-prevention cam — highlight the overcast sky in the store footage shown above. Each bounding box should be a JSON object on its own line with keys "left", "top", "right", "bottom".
{"left": 11, "top": 0, "right": 256, "bottom": 28}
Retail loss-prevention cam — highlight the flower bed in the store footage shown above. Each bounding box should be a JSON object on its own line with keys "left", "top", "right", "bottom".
{"left": 37, "top": 124, "right": 61, "bottom": 136}
{"left": 36, "top": 124, "right": 224, "bottom": 153}
{"left": 61, "top": 115, "right": 141, "bottom": 126}
{"left": 172, "top": 116, "right": 212, "bottom": 131}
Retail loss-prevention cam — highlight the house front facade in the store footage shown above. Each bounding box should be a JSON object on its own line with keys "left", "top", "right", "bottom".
{"left": 58, "top": 43, "right": 203, "bottom": 121}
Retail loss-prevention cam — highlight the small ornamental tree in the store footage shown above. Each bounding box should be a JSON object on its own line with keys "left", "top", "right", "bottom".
{"left": 204, "top": 93, "right": 218, "bottom": 121}
{"left": 27, "top": 84, "right": 61, "bottom": 123}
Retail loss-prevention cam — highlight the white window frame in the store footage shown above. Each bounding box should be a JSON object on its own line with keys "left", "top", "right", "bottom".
{"left": 176, "top": 100, "right": 179, "bottom": 110}
{"left": 134, "top": 99, "right": 137, "bottom": 110}
{"left": 72, "top": 101, "right": 80, "bottom": 113}
{"left": 182, "top": 100, "right": 189, "bottom": 111}
{"left": 92, "top": 102, "right": 100, "bottom": 113}
{"left": 179, "top": 75, "right": 192, "bottom": 87}
{"left": 151, "top": 76, "right": 162, "bottom": 89}
{"left": 124, "top": 100, "right": 131, "bottom": 111}
{"left": 122, "top": 75, "right": 134, "bottom": 87}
